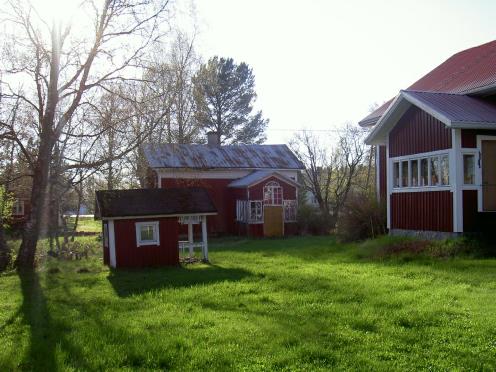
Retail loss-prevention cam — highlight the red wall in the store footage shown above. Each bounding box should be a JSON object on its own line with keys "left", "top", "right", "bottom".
{"left": 161, "top": 178, "right": 235, "bottom": 235}
{"left": 248, "top": 176, "right": 297, "bottom": 200}
{"left": 389, "top": 106, "right": 452, "bottom": 157}
{"left": 378, "top": 145, "right": 387, "bottom": 202}
{"left": 461, "top": 129, "right": 496, "bottom": 148}
{"left": 391, "top": 191, "right": 453, "bottom": 232}
{"left": 113, "top": 217, "right": 179, "bottom": 268}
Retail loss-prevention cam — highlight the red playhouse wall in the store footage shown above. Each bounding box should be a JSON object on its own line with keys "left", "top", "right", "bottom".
{"left": 389, "top": 106, "right": 452, "bottom": 157}
{"left": 103, "top": 221, "right": 109, "bottom": 265}
{"left": 391, "top": 191, "right": 453, "bottom": 232}
{"left": 113, "top": 217, "right": 179, "bottom": 268}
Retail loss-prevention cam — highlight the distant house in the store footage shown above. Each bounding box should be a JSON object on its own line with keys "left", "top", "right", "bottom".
{"left": 95, "top": 188, "right": 217, "bottom": 268}
{"left": 362, "top": 40, "right": 496, "bottom": 237}
{"left": 143, "top": 133, "right": 305, "bottom": 237}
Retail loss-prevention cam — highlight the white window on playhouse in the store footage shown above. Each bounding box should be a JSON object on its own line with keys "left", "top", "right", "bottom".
{"left": 135, "top": 221, "right": 160, "bottom": 247}
{"left": 263, "top": 181, "right": 283, "bottom": 205}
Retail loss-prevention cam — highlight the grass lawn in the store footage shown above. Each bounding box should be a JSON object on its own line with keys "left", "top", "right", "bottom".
{"left": 65, "top": 216, "right": 101, "bottom": 233}
{"left": 1, "top": 236, "right": 496, "bottom": 371}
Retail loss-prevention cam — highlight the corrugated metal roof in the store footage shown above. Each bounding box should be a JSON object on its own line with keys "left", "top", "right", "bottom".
{"left": 227, "top": 170, "right": 299, "bottom": 188}
{"left": 403, "top": 90, "right": 496, "bottom": 125}
{"left": 143, "top": 143, "right": 305, "bottom": 170}
{"left": 359, "top": 40, "right": 496, "bottom": 127}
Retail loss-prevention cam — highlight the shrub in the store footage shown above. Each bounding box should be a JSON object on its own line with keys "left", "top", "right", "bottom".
{"left": 336, "top": 192, "right": 386, "bottom": 242}
{"left": 297, "top": 204, "right": 332, "bottom": 235}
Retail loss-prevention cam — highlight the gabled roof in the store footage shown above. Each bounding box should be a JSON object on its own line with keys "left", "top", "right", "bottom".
{"left": 143, "top": 143, "right": 305, "bottom": 170}
{"left": 360, "top": 40, "right": 496, "bottom": 127}
{"left": 365, "top": 90, "right": 496, "bottom": 145}
{"left": 227, "top": 170, "right": 299, "bottom": 188}
{"left": 95, "top": 188, "right": 217, "bottom": 219}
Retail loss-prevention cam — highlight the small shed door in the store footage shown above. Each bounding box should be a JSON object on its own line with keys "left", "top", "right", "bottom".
{"left": 264, "top": 206, "right": 283, "bottom": 237}
{"left": 482, "top": 140, "right": 496, "bottom": 211}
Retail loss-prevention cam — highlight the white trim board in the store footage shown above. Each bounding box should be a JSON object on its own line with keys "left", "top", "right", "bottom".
{"left": 101, "top": 212, "right": 217, "bottom": 221}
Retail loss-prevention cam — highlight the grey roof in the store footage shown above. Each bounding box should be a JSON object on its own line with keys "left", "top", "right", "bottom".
{"left": 228, "top": 170, "right": 299, "bottom": 188}
{"left": 95, "top": 188, "right": 217, "bottom": 219}
{"left": 143, "top": 143, "right": 305, "bottom": 170}
{"left": 402, "top": 90, "right": 496, "bottom": 125}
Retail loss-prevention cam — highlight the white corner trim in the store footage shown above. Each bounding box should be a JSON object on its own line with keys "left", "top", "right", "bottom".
{"left": 135, "top": 221, "right": 160, "bottom": 247}
{"left": 451, "top": 129, "right": 463, "bottom": 232}
{"left": 108, "top": 220, "right": 116, "bottom": 268}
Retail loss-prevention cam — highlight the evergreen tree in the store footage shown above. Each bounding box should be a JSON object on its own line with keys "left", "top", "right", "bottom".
{"left": 192, "top": 57, "right": 268, "bottom": 144}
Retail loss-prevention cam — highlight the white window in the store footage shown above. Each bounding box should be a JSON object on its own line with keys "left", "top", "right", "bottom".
{"left": 236, "top": 200, "right": 248, "bottom": 222}
{"left": 284, "top": 200, "right": 297, "bottom": 222}
{"left": 13, "top": 199, "right": 24, "bottom": 216}
{"left": 263, "top": 181, "right": 283, "bottom": 205}
{"left": 135, "top": 221, "right": 160, "bottom": 247}
{"left": 463, "top": 154, "right": 475, "bottom": 185}
{"left": 392, "top": 153, "right": 449, "bottom": 189}
{"left": 249, "top": 201, "right": 263, "bottom": 222}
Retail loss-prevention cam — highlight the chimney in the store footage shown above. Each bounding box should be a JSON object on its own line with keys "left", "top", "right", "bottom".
{"left": 207, "top": 131, "right": 220, "bottom": 146}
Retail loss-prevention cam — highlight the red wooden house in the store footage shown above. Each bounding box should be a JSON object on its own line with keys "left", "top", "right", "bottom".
{"left": 362, "top": 40, "right": 496, "bottom": 237}
{"left": 95, "top": 188, "right": 216, "bottom": 268}
{"left": 143, "top": 133, "right": 304, "bottom": 237}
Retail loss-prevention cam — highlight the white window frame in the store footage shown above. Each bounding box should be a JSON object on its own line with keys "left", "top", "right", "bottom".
{"left": 135, "top": 221, "right": 160, "bottom": 247}
{"left": 389, "top": 149, "right": 451, "bottom": 193}
{"left": 263, "top": 181, "right": 283, "bottom": 205}
{"left": 284, "top": 200, "right": 297, "bottom": 222}
{"left": 13, "top": 199, "right": 24, "bottom": 216}
{"left": 249, "top": 200, "right": 263, "bottom": 223}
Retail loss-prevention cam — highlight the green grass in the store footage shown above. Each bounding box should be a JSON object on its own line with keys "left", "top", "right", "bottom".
{"left": 1, "top": 236, "right": 496, "bottom": 371}
{"left": 65, "top": 217, "right": 101, "bottom": 233}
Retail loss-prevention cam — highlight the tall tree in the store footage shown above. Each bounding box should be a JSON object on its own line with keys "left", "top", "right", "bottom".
{"left": 0, "top": 0, "right": 171, "bottom": 269}
{"left": 192, "top": 56, "right": 268, "bottom": 144}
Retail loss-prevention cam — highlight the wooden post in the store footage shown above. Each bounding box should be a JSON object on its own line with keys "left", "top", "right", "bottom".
{"left": 188, "top": 222, "right": 193, "bottom": 257}
{"left": 202, "top": 215, "right": 209, "bottom": 262}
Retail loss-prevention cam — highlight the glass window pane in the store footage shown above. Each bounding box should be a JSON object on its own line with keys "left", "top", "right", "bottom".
{"left": 411, "top": 160, "right": 419, "bottom": 187}
{"left": 140, "top": 225, "right": 154, "bottom": 241}
{"left": 401, "top": 161, "right": 409, "bottom": 187}
{"left": 463, "top": 154, "right": 475, "bottom": 184}
{"left": 441, "top": 155, "right": 449, "bottom": 185}
{"left": 430, "top": 157, "right": 439, "bottom": 185}
{"left": 420, "top": 159, "right": 428, "bottom": 186}
{"left": 393, "top": 162, "right": 400, "bottom": 188}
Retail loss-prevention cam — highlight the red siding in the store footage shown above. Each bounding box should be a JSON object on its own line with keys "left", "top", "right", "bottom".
{"left": 391, "top": 191, "right": 453, "bottom": 232}
{"left": 462, "top": 190, "right": 478, "bottom": 232}
{"left": 114, "top": 217, "right": 179, "bottom": 268}
{"left": 378, "top": 145, "right": 387, "bottom": 202}
{"left": 161, "top": 178, "right": 235, "bottom": 234}
{"left": 461, "top": 129, "right": 496, "bottom": 148}
{"left": 389, "top": 106, "right": 452, "bottom": 157}
{"left": 248, "top": 176, "right": 297, "bottom": 200}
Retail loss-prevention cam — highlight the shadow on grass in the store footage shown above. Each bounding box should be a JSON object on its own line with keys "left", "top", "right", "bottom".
{"left": 108, "top": 264, "right": 252, "bottom": 297}
{"left": 17, "top": 272, "right": 57, "bottom": 371}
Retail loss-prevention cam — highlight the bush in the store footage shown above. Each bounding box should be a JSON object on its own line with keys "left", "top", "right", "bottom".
{"left": 297, "top": 204, "right": 332, "bottom": 235}
{"left": 336, "top": 192, "right": 386, "bottom": 242}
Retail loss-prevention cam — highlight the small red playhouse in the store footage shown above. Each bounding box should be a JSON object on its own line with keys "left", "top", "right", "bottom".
{"left": 95, "top": 188, "right": 216, "bottom": 268}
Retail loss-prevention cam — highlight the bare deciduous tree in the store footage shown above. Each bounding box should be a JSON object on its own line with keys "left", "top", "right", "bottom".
{"left": 0, "top": 0, "right": 171, "bottom": 269}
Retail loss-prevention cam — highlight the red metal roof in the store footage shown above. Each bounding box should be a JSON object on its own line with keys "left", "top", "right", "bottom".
{"left": 403, "top": 91, "right": 496, "bottom": 125}
{"left": 360, "top": 40, "right": 496, "bottom": 126}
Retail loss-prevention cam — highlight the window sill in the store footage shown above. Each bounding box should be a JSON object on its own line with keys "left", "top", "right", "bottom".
{"left": 137, "top": 241, "right": 160, "bottom": 247}
{"left": 392, "top": 186, "right": 451, "bottom": 193}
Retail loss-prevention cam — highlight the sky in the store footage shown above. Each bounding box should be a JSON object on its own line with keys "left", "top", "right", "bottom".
{"left": 190, "top": 0, "right": 496, "bottom": 144}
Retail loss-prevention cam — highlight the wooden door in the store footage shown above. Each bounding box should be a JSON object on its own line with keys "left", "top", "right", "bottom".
{"left": 264, "top": 206, "right": 283, "bottom": 237}
{"left": 482, "top": 140, "right": 496, "bottom": 211}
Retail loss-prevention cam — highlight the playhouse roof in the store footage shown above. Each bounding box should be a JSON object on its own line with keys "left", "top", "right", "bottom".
{"left": 95, "top": 188, "right": 217, "bottom": 219}
{"left": 142, "top": 143, "right": 304, "bottom": 170}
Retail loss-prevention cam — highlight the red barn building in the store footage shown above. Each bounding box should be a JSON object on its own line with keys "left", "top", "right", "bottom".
{"left": 95, "top": 188, "right": 216, "bottom": 268}
{"left": 362, "top": 40, "right": 496, "bottom": 237}
{"left": 143, "top": 134, "right": 304, "bottom": 237}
